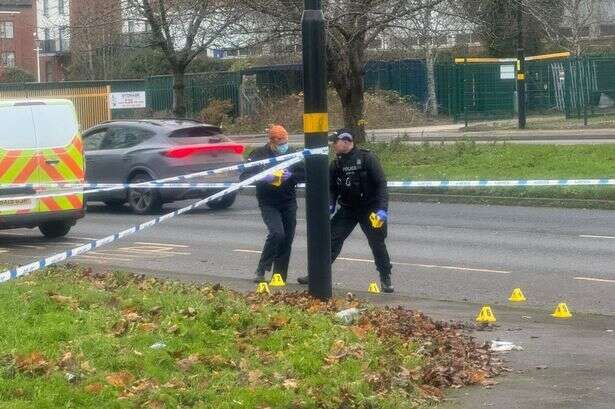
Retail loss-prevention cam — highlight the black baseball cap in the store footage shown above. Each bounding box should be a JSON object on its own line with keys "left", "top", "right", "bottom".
{"left": 329, "top": 129, "right": 353, "bottom": 142}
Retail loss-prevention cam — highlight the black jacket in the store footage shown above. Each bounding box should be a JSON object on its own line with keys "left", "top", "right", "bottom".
{"left": 240, "top": 144, "right": 305, "bottom": 207}
{"left": 330, "top": 148, "right": 388, "bottom": 210}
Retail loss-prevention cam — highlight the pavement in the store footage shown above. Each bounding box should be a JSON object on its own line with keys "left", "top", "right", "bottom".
{"left": 233, "top": 124, "right": 615, "bottom": 145}
{"left": 2, "top": 196, "right": 615, "bottom": 408}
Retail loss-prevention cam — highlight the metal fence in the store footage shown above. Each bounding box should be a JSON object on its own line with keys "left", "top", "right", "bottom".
{"left": 2, "top": 54, "right": 613, "bottom": 129}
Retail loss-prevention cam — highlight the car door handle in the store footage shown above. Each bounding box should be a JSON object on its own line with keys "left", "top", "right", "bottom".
{"left": 45, "top": 159, "right": 60, "bottom": 165}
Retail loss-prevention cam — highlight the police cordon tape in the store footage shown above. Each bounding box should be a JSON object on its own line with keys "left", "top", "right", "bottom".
{"left": 3, "top": 178, "right": 615, "bottom": 203}
{"left": 0, "top": 155, "right": 304, "bottom": 283}
{"left": 0, "top": 147, "right": 329, "bottom": 191}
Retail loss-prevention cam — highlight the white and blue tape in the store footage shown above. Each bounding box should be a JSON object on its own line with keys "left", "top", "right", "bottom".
{"left": 0, "top": 147, "right": 329, "bottom": 191}
{"left": 0, "top": 156, "right": 303, "bottom": 283}
{"left": 3, "top": 178, "right": 615, "bottom": 203}
{"left": 0, "top": 147, "right": 329, "bottom": 202}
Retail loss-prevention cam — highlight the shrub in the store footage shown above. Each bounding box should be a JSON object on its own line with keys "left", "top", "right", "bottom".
{"left": 198, "top": 99, "right": 234, "bottom": 126}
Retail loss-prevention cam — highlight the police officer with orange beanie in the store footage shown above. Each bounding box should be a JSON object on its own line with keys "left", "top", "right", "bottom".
{"left": 241, "top": 125, "right": 305, "bottom": 283}
{"left": 297, "top": 129, "right": 393, "bottom": 292}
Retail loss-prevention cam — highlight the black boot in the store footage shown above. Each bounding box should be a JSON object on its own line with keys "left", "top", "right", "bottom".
{"left": 253, "top": 271, "right": 266, "bottom": 283}
{"left": 380, "top": 274, "right": 394, "bottom": 293}
{"left": 297, "top": 275, "right": 309, "bottom": 285}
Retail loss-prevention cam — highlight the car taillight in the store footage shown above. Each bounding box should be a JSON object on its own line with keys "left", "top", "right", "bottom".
{"left": 163, "top": 144, "right": 245, "bottom": 158}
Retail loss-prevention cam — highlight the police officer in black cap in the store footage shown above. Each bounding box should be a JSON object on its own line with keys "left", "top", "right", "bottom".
{"left": 298, "top": 129, "right": 394, "bottom": 293}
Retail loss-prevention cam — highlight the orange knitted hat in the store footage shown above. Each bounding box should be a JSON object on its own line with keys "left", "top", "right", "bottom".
{"left": 268, "top": 125, "right": 289, "bottom": 140}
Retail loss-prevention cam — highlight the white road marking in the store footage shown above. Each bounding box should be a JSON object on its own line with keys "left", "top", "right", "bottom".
{"left": 580, "top": 235, "right": 615, "bottom": 240}
{"left": 574, "top": 276, "right": 615, "bottom": 284}
{"left": 78, "top": 254, "right": 133, "bottom": 262}
{"left": 337, "top": 256, "right": 512, "bottom": 274}
{"left": 233, "top": 249, "right": 512, "bottom": 274}
{"left": 134, "top": 241, "right": 190, "bottom": 248}
{"left": 12, "top": 244, "right": 46, "bottom": 250}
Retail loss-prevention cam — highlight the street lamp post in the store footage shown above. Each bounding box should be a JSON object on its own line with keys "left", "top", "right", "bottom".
{"left": 302, "top": 0, "right": 332, "bottom": 299}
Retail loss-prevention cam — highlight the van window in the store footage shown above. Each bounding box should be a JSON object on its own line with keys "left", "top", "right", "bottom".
{"left": 0, "top": 105, "right": 37, "bottom": 149}
{"left": 31, "top": 104, "right": 78, "bottom": 148}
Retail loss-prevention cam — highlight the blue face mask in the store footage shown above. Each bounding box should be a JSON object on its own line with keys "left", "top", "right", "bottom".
{"left": 276, "top": 143, "right": 289, "bottom": 154}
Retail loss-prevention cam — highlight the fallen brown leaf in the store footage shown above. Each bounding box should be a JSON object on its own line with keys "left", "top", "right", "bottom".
{"left": 282, "top": 378, "right": 298, "bottom": 389}
{"left": 85, "top": 383, "right": 103, "bottom": 394}
{"left": 138, "top": 322, "right": 158, "bottom": 332}
{"left": 15, "top": 352, "right": 50, "bottom": 374}
{"left": 177, "top": 353, "right": 202, "bottom": 371}
{"left": 112, "top": 319, "right": 129, "bottom": 337}
{"left": 106, "top": 371, "right": 134, "bottom": 388}
{"left": 48, "top": 293, "right": 79, "bottom": 309}
{"left": 269, "top": 315, "right": 289, "bottom": 330}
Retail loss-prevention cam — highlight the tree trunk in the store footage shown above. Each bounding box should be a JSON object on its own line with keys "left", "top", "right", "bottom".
{"left": 425, "top": 48, "right": 439, "bottom": 117}
{"left": 328, "top": 39, "right": 367, "bottom": 143}
{"left": 173, "top": 68, "right": 187, "bottom": 118}
{"left": 332, "top": 76, "right": 366, "bottom": 143}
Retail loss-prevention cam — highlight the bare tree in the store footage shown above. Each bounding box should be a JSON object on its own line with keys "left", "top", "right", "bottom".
{"left": 123, "top": 0, "right": 244, "bottom": 117}
{"left": 527, "top": 0, "right": 598, "bottom": 56}
{"left": 243, "top": 0, "right": 444, "bottom": 142}
{"left": 389, "top": 2, "right": 471, "bottom": 116}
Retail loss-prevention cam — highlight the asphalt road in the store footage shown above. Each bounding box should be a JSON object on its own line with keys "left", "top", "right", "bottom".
{"left": 1, "top": 196, "right": 614, "bottom": 316}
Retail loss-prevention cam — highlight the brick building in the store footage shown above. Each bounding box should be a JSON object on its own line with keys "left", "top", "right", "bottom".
{"left": 0, "top": 0, "right": 37, "bottom": 79}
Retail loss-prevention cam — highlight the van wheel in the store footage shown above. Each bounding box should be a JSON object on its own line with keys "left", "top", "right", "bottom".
{"left": 207, "top": 192, "right": 237, "bottom": 210}
{"left": 39, "top": 221, "right": 72, "bottom": 238}
{"left": 128, "top": 173, "right": 162, "bottom": 215}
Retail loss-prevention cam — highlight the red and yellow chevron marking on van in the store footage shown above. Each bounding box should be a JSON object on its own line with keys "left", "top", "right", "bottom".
{"left": 0, "top": 136, "right": 84, "bottom": 216}
{"left": 37, "top": 135, "right": 85, "bottom": 212}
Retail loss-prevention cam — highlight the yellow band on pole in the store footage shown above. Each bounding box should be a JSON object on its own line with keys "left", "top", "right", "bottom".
{"left": 304, "top": 113, "right": 329, "bottom": 134}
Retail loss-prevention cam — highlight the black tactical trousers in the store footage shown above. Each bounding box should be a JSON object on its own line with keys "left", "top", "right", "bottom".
{"left": 256, "top": 204, "right": 297, "bottom": 281}
{"left": 330, "top": 206, "right": 392, "bottom": 277}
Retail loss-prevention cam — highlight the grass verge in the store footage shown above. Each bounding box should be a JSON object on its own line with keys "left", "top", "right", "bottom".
{"left": 365, "top": 141, "right": 615, "bottom": 206}
{"left": 0, "top": 267, "right": 501, "bottom": 409}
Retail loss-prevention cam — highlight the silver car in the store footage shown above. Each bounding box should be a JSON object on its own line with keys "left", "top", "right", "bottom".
{"left": 83, "top": 119, "right": 244, "bottom": 214}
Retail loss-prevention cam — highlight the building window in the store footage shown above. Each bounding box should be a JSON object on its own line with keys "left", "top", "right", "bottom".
{"left": 43, "top": 0, "right": 49, "bottom": 16}
{"left": 601, "top": 24, "right": 615, "bottom": 36}
{"left": 1, "top": 52, "right": 16, "bottom": 68}
{"left": 127, "top": 20, "right": 135, "bottom": 33}
{"left": 0, "top": 21, "right": 14, "bottom": 39}
{"left": 58, "top": 26, "right": 69, "bottom": 51}
{"left": 58, "top": 0, "right": 65, "bottom": 15}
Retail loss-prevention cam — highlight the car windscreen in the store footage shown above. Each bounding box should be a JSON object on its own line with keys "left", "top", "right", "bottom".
{"left": 168, "top": 126, "right": 229, "bottom": 143}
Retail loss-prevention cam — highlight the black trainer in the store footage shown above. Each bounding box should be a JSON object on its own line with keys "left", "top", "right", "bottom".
{"left": 253, "top": 271, "right": 266, "bottom": 283}
{"left": 297, "top": 275, "right": 309, "bottom": 285}
{"left": 380, "top": 275, "right": 394, "bottom": 293}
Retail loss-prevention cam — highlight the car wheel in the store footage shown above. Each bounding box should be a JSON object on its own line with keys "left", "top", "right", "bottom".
{"left": 128, "top": 173, "right": 162, "bottom": 215}
{"left": 207, "top": 192, "right": 237, "bottom": 210}
{"left": 104, "top": 200, "right": 126, "bottom": 210}
{"left": 39, "top": 220, "right": 73, "bottom": 238}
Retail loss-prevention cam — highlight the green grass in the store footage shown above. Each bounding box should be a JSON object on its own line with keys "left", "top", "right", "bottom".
{"left": 0, "top": 268, "right": 434, "bottom": 409}
{"left": 246, "top": 142, "right": 615, "bottom": 204}
{"left": 366, "top": 141, "right": 615, "bottom": 203}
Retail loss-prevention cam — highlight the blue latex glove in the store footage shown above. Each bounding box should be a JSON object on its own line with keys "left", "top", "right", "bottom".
{"left": 263, "top": 173, "right": 276, "bottom": 184}
{"left": 376, "top": 210, "right": 388, "bottom": 222}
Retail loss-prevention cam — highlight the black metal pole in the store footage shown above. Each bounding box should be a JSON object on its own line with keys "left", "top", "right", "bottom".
{"left": 302, "top": 0, "right": 332, "bottom": 299}
{"left": 517, "top": 1, "right": 527, "bottom": 129}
